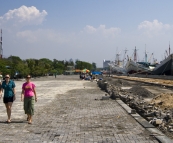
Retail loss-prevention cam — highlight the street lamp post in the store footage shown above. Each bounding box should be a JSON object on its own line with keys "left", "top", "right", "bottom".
{"left": 109, "top": 65, "right": 111, "bottom": 77}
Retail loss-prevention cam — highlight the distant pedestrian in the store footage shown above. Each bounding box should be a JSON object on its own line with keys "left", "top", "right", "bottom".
{"left": 79, "top": 73, "right": 82, "bottom": 79}
{"left": 1, "top": 74, "right": 16, "bottom": 123}
{"left": 0, "top": 74, "right": 3, "bottom": 82}
{"left": 0, "top": 74, "right": 3, "bottom": 93}
{"left": 21, "top": 75, "right": 37, "bottom": 124}
{"left": 90, "top": 72, "right": 93, "bottom": 79}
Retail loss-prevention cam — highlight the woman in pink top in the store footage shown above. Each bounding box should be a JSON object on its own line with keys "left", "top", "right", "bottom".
{"left": 21, "top": 75, "right": 37, "bottom": 124}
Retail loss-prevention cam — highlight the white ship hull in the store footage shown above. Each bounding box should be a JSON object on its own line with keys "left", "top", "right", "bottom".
{"left": 108, "top": 62, "right": 126, "bottom": 74}
{"left": 125, "top": 60, "right": 152, "bottom": 74}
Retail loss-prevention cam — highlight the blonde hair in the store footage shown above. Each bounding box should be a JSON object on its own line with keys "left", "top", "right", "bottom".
{"left": 5, "top": 74, "right": 10, "bottom": 78}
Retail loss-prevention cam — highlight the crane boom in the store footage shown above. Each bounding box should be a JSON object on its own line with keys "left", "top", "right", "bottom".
{"left": 148, "top": 53, "right": 153, "bottom": 63}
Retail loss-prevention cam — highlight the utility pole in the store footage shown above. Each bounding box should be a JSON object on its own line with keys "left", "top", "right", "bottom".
{"left": 134, "top": 47, "right": 137, "bottom": 62}
{"left": 169, "top": 41, "right": 171, "bottom": 55}
{"left": 122, "top": 48, "right": 128, "bottom": 68}
{"left": 145, "top": 44, "right": 148, "bottom": 63}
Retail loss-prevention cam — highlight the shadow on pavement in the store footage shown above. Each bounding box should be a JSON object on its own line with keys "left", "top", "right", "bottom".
{"left": 0, "top": 121, "right": 25, "bottom": 124}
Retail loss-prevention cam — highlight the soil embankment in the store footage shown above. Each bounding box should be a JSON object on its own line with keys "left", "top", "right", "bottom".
{"left": 112, "top": 75, "right": 173, "bottom": 110}
{"left": 113, "top": 75, "right": 173, "bottom": 86}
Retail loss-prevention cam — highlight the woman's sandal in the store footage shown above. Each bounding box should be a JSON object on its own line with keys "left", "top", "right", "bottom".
{"left": 6, "top": 120, "right": 11, "bottom": 123}
{"left": 28, "top": 121, "right": 32, "bottom": 124}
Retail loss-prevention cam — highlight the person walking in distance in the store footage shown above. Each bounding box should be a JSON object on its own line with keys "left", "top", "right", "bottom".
{"left": 1, "top": 74, "right": 16, "bottom": 123}
{"left": 21, "top": 75, "right": 37, "bottom": 124}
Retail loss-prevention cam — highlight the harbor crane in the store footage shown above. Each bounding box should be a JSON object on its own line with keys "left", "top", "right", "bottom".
{"left": 148, "top": 53, "right": 153, "bottom": 63}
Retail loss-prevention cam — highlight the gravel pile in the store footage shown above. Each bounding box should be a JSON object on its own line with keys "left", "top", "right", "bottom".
{"left": 128, "top": 85, "right": 154, "bottom": 98}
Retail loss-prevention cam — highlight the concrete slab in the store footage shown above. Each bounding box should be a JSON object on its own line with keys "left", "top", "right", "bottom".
{"left": 101, "top": 96, "right": 110, "bottom": 100}
{"left": 134, "top": 116, "right": 155, "bottom": 128}
{"left": 155, "top": 135, "right": 173, "bottom": 143}
{"left": 147, "top": 128, "right": 164, "bottom": 136}
{"left": 131, "top": 113, "right": 141, "bottom": 117}
{"left": 120, "top": 103, "right": 132, "bottom": 113}
{"left": 121, "top": 87, "right": 132, "bottom": 90}
{"left": 116, "top": 100, "right": 125, "bottom": 104}
{"left": 142, "top": 85, "right": 173, "bottom": 94}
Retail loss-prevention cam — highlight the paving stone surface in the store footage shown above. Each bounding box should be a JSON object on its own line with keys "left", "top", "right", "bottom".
{"left": 0, "top": 76, "right": 159, "bottom": 143}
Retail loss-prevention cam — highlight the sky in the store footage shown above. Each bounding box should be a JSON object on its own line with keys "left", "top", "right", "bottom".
{"left": 0, "top": 0, "right": 173, "bottom": 67}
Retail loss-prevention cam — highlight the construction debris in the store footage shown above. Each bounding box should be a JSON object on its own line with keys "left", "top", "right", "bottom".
{"left": 97, "top": 77, "right": 173, "bottom": 139}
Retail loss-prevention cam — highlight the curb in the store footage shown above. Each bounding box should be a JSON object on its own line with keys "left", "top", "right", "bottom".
{"left": 115, "top": 99, "right": 173, "bottom": 143}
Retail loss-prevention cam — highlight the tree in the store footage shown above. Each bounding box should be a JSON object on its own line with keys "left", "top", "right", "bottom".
{"left": 0, "top": 55, "right": 94, "bottom": 78}
{"left": 39, "top": 58, "right": 53, "bottom": 75}
{"left": 75, "top": 60, "right": 92, "bottom": 70}
{"left": 7, "top": 56, "right": 25, "bottom": 77}
{"left": 52, "top": 59, "right": 65, "bottom": 74}
{"left": 0, "top": 59, "right": 11, "bottom": 76}
{"left": 26, "top": 59, "right": 35, "bottom": 75}
{"left": 68, "top": 58, "right": 74, "bottom": 66}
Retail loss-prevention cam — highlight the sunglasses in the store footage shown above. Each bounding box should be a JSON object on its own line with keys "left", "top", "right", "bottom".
{"left": 5, "top": 77, "right": 9, "bottom": 78}
{"left": 26, "top": 77, "right": 31, "bottom": 79}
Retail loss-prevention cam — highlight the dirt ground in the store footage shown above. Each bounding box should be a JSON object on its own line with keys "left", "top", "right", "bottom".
{"left": 151, "top": 93, "right": 173, "bottom": 110}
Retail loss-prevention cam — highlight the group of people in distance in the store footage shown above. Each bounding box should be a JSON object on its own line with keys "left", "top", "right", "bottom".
{"left": 80, "top": 72, "right": 91, "bottom": 80}
{"left": 0, "top": 74, "right": 37, "bottom": 124}
{"left": 79, "top": 72, "right": 98, "bottom": 80}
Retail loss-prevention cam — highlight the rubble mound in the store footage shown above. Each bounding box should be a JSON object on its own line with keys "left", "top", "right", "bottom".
{"left": 109, "top": 79, "right": 123, "bottom": 86}
{"left": 151, "top": 93, "right": 173, "bottom": 110}
{"left": 128, "top": 85, "right": 154, "bottom": 98}
{"left": 118, "top": 79, "right": 131, "bottom": 86}
{"left": 103, "top": 77, "right": 131, "bottom": 87}
{"left": 103, "top": 77, "right": 122, "bottom": 87}
{"left": 104, "top": 77, "right": 112, "bottom": 81}
{"left": 111, "top": 79, "right": 131, "bottom": 86}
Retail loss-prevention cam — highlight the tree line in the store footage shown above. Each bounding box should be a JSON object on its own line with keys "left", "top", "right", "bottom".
{"left": 0, "top": 56, "right": 97, "bottom": 78}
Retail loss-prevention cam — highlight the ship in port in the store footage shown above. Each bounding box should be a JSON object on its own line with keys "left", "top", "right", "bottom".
{"left": 108, "top": 50, "right": 127, "bottom": 74}
{"left": 109, "top": 44, "right": 173, "bottom": 75}
{"left": 125, "top": 47, "right": 156, "bottom": 74}
{"left": 152, "top": 45, "right": 173, "bottom": 75}
{"left": 108, "top": 61, "right": 127, "bottom": 74}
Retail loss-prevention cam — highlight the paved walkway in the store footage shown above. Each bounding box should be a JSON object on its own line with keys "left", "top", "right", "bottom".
{"left": 0, "top": 76, "right": 159, "bottom": 143}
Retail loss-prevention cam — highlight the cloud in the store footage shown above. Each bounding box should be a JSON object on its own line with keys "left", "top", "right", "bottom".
{"left": 138, "top": 19, "right": 172, "bottom": 37}
{"left": 83, "top": 25, "right": 121, "bottom": 37}
{"left": 0, "top": 5, "right": 47, "bottom": 27}
{"left": 16, "top": 29, "right": 76, "bottom": 45}
{"left": 16, "top": 30, "right": 39, "bottom": 43}
{"left": 16, "top": 24, "right": 121, "bottom": 45}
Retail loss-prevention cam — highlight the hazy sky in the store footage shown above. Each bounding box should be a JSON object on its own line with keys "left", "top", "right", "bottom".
{"left": 0, "top": 0, "right": 173, "bottom": 67}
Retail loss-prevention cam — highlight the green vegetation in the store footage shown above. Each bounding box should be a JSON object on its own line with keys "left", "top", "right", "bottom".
{"left": 0, "top": 56, "right": 96, "bottom": 78}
